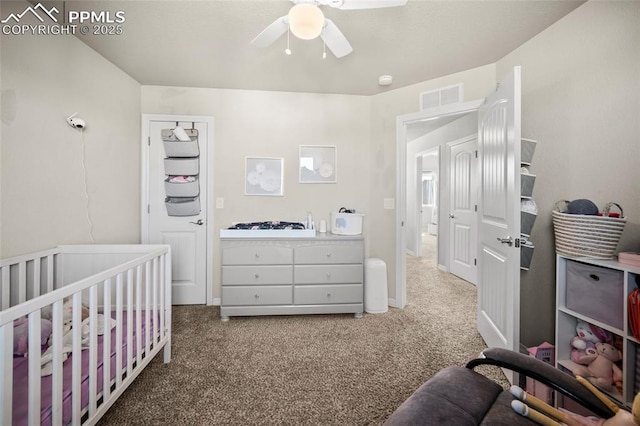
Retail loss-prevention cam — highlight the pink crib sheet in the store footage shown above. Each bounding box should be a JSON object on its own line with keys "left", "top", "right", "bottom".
{"left": 12, "top": 311, "right": 154, "bottom": 425}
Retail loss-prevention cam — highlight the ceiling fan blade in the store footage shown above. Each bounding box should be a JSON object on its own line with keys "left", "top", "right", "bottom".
{"left": 321, "top": 19, "right": 353, "bottom": 58}
{"left": 322, "top": 0, "right": 408, "bottom": 10}
{"left": 250, "top": 16, "right": 288, "bottom": 47}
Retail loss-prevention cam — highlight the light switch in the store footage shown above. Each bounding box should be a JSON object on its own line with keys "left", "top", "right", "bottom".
{"left": 216, "top": 198, "right": 224, "bottom": 209}
{"left": 384, "top": 198, "right": 395, "bottom": 209}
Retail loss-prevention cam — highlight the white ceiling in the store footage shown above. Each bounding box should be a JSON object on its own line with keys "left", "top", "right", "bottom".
{"left": 67, "top": 0, "right": 585, "bottom": 96}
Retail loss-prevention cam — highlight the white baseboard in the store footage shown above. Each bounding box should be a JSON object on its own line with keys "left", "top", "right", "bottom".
{"left": 438, "top": 264, "right": 448, "bottom": 272}
{"left": 210, "top": 297, "right": 221, "bottom": 306}
{"left": 388, "top": 298, "right": 397, "bottom": 308}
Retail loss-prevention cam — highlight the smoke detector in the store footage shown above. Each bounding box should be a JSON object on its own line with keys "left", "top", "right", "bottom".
{"left": 378, "top": 75, "right": 393, "bottom": 86}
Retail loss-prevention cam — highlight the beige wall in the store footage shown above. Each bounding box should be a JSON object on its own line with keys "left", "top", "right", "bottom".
{"left": 142, "top": 86, "right": 371, "bottom": 299}
{"left": 497, "top": 0, "right": 640, "bottom": 346}
{"left": 0, "top": 1, "right": 141, "bottom": 258}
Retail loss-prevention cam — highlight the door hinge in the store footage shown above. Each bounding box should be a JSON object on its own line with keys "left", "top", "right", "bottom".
{"left": 515, "top": 238, "right": 521, "bottom": 248}
{"left": 147, "top": 204, "right": 150, "bottom": 214}
{"left": 474, "top": 259, "right": 477, "bottom": 266}
{"left": 475, "top": 150, "right": 478, "bottom": 158}
{"left": 148, "top": 136, "right": 151, "bottom": 146}
{"left": 474, "top": 204, "right": 477, "bottom": 212}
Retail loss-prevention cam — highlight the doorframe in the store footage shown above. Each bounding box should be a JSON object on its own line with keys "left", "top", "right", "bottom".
{"left": 141, "top": 114, "right": 216, "bottom": 305}
{"left": 395, "top": 100, "right": 482, "bottom": 308}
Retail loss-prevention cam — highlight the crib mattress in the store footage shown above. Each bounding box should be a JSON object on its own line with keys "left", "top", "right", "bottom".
{"left": 12, "top": 311, "right": 154, "bottom": 426}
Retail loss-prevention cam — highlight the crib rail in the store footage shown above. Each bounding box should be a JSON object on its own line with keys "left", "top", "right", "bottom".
{"left": 0, "top": 244, "right": 171, "bottom": 426}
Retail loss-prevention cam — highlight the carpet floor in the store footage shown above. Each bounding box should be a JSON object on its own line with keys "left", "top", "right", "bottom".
{"left": 98, "top": 235, "right": 506, "bottom": 425}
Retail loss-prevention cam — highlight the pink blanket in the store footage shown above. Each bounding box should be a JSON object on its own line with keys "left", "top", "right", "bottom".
{"left": 12, "top": 311, "right": 153, "bottom": 425}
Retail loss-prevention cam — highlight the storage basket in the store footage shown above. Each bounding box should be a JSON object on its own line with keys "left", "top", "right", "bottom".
{"left": 552, "top": 201, "right": 626, "bottom": 259}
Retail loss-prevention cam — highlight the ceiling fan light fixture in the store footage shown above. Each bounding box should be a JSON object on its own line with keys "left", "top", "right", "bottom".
{"left": 288, "top": 4, "right": 325, "bottom": 40}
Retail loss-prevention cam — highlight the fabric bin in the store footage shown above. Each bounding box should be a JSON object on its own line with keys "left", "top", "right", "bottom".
{"left": 521, "top": 138, "right": 537, "bottom": 164}
{"left": 566, "top": 260, "right": 623, "bottom": 329}
{"left": 165, "top": 197, "right": 200, "bottom": 216}
{"left": 521, "top": 173, "right": 536, "bottom": 197}
{"left": 330, "top": 212, "right": 364, "bottom": 235}
{"left": 521, "top": 242, "right": 534, "bottom": 270}
{"left": 164, "top": 158, "right": 199, "bottom": 176}
{"left": 165, "top": 177, "right": 199, "bottom": 197}
{"left": 163, "top": 139, "right": 199, "bottom": 158}
{"left": 521, "top": 211, "right": 537, "bottom": 236}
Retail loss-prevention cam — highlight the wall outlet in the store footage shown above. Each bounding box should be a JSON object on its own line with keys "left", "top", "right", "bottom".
{"left": 216, "top": 198, "right": 224, "bottom": 209}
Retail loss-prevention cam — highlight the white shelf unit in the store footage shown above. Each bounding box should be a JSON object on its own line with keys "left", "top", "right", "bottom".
{"left": 555, "top": 254, "right": 640, "bottom": 407}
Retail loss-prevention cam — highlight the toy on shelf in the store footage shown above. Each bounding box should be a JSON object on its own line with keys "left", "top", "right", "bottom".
{"left": 571, "top": 321, "right": 613, "bottom": 365}
{"left": 572, "top": 342, "right": 623, "bottom": 392}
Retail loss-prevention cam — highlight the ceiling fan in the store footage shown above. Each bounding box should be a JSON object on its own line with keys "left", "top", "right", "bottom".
{"left": 250, "top": 0, "right": 408, "bottom": 58}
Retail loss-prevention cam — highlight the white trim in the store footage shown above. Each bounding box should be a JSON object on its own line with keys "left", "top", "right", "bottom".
{"left": 141, "top": 114, "right": 216, "bottom": 306}
{"left": 395, "top": 100, "right": 483, "bottom": 310}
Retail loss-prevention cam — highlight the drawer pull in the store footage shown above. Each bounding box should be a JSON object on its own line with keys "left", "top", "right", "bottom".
{"left": 255, "top": 253, "right": 260, "bottom": 259}
{"left": 326, "top": 252, "right": 332, "bottom": 258}
{"left": 254, "top": 274, "right": 260, "bottom": 279}
{"left": 254, "top": 294, "right": 260, "bottom": 299}
{"left": 327, "top": 293, "right": 332, "bottom": 298}
{"left": 326, "top": 272, "right": 331, "bottom": 280}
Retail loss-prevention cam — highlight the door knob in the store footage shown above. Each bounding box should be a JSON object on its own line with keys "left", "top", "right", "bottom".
{"left": 449, "top": 214, "right": 455, "bottom": 218}
{"left": 496, "top": 236, "right": 513, "bottom": 246}
{"left": 189, "top": 219, "right": 204, "bottom": 225}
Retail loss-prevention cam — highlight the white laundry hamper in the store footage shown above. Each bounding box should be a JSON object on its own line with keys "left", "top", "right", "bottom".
{"left": 364, "top": 258, "right": 388, "bottom": 314}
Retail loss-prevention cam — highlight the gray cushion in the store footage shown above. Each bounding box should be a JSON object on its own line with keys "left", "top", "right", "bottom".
{"left": 384, "top": 367, "right": 537, "bottom": 425}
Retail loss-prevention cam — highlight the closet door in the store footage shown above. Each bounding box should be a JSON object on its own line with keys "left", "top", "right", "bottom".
{"left": 477, "top": 66, "right": 522, "bottom": 381}
{"left": 143, "top": 116, "right": 211, "bottom": 305}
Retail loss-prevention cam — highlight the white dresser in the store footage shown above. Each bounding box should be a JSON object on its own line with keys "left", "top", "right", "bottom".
{"left": 220, "top": 235, "right": 364, "bottom": 320}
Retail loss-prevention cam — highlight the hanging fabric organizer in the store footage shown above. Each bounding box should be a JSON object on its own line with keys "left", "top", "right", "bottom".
{"left": 520, "top": 138, "right": 537, "bottom": 271}
{"left": 162, "top": 127, "right": 201, "bottom": 216}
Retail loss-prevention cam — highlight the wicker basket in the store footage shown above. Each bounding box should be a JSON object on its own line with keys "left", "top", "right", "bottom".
{"left": 552, "top": 201, "right": 626, "bottom": 259}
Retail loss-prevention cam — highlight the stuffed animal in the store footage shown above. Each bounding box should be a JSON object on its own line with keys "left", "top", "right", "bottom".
{"left": 571, "top": 321, "right": 613, "bottom": 365}
{"left": 572, "top": 342, "right": 623, "bottom": 392}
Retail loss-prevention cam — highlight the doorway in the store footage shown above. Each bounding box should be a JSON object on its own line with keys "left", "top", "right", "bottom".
{"left": 141, "top": 114, "right": 215, "bottom": 305}
{"left": 396, "top": 67, "right": 523, "bottom": 372}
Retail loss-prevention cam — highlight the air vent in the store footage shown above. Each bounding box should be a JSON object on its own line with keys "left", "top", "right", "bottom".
{"left": 419, "top": 83, "right": 464, "bottom": 111}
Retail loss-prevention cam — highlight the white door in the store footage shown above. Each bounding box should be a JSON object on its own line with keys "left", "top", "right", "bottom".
{"left": 448, "top": 137, "right": 478, "bottom": 285}
{"left": 477, "top": 67, "right": 522, "bottom": 363}
{"left": 143, "top": 117, "right": 210, "bottom": 305}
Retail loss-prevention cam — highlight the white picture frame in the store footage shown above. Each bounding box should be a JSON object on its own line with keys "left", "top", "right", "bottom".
{"left": 299, "top": 145, "right": 337, "bottom": 183}
{"left": 245, "top": 157, "right": 284, "bottom": 196}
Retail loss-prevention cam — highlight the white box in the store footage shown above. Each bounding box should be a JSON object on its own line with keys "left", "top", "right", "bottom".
{"left": 330, "top": 212, "right": 364, "bottom": 235}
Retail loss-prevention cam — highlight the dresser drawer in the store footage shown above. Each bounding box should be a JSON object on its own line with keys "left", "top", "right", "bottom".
{"left": 222, "top": 245, "right": 293, "bottom": 265}
{"left": 222, "top": 266, "right": 292, "bottom": 285}
{"left": 295, "top": 244, "right": 363, "bottom": 264}
{"left": 294, "top": 265, "right": 362, "bottom": 284}
{"left": 222, "top": 286, "right": 292, "bottom": 306}
{"left": 294, "top": 284, "right": 362, "bottom": 305}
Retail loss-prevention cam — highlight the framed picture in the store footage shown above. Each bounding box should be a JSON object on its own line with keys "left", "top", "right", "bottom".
{"left": 245, "top": 157, "right": 284, "bottom": 196}
{"left": 299, "top": 145, "right": 337, "bottom": 183}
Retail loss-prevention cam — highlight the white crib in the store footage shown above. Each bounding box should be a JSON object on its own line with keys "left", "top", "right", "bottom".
{"left": 0, "top": 244, "right": 172, "bottom": 425}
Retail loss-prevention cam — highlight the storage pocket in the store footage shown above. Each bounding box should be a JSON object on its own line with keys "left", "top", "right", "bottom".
{"left": 163, "top": 139, "right": 200, "bottom": 157}
{"left": 165, "top": 196, "right": 200, "bottom": 216}
{"left": 566, "top": 260, "right": 624, "bottom": 329}
{"left": 521, "top": 173, "right": 536, "bottom": 197}
{"left": 521, "top": 138, "right": 537, "bottom": 164}
{"left": 164, "top": 158, "right": 199, "bottom": 176}
{"left": 521, "top": 211, "right": 537, "bottom": 236}
{"left": 165, "top": 177, "right": 199, "bottom": 197}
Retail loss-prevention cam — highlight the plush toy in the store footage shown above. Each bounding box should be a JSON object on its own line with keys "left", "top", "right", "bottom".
{"left": 571, "top": 321, "right": 613, "bottom": 365}
{"left": 572, "top": 342, "right": 623, "bottom": 392}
